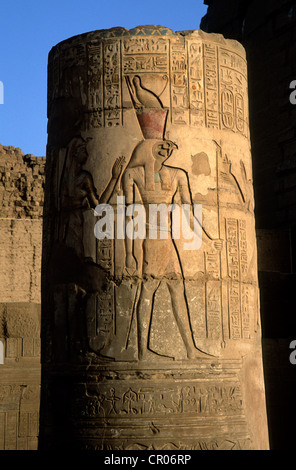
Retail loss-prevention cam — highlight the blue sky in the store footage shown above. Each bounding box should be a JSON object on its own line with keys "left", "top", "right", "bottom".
{"left": 0, "top": 0, "right": 207, "bottom": 156}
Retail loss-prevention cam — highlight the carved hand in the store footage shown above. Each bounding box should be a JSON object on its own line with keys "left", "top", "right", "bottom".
{"left": 112, "top": 156, "right": 125, "bottom": 179}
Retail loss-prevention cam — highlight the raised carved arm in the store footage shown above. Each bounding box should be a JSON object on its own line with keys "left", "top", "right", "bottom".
{"left": 99, "top": 156, "right": 125, "bottom": 204}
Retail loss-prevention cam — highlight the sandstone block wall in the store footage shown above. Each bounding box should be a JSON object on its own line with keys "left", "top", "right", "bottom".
{"left": 0, "top": 145, "right": 44, "bottom": 450}
{"left": 0, "top": 219, "right": 42, "bottom": 304}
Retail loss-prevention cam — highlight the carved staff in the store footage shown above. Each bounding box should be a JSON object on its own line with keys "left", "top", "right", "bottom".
{"left": 214, "top": 140, "right": 225, "bottom": 347}
{"left": 214, "top": 140, "right": 222, "bottom": 242}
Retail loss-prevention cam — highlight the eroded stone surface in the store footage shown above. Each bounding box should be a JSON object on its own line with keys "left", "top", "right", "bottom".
{"left": 0, "top": 144, "right": 45, "bottom": 219}
{"left": 0, "top": 145, "right": 43, "bottom": 450}
{"left": 0, "top": 145, "right": 45, "bottom": 305}
{"left": 40, "top": 26, "right": 269, "bottom": 450}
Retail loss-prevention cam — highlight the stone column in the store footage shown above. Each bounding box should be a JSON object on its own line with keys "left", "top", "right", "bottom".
{"left": 40, "top": 26, "right": 269, "bottom": 450}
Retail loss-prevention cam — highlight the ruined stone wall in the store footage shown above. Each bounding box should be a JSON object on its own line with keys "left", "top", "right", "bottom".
{"left": 201, "top": 0, "right": 296, "bottom": 450}
{"left": 0, "top": 144, "right": 44, "bottom": 450}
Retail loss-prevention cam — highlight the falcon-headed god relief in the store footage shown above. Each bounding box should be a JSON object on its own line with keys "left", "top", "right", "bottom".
{"left": 121, "top": 75, "right": 223, "bottom": 361}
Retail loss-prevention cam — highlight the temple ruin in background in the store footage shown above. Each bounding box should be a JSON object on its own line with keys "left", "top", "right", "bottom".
{"left": 0, "top": 144, "right": 45, "bottom": 449}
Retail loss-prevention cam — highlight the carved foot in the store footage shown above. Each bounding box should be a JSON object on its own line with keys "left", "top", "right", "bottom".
{"left": 186, "top": 347, "right": 214, "bottom": 360}
{"left": 138, "top": 349, "right": 174, "bottom": 363}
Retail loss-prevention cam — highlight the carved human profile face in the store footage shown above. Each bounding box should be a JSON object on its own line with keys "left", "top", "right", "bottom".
{"left": 75, "top": 143, "right": 88, "bottom": 165}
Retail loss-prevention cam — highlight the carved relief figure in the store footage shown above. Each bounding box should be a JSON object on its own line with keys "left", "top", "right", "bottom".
{"left": 121, "top": 77, "right": 222, "bottom": 361}
{"left": 58, "top": 135, "right": 124, "bottom": 259}
{"left": 53, "top": 136, "right": 124, "bottom": 358}
{"left": 215, "top": 140, "right": 254, "bottom": 212}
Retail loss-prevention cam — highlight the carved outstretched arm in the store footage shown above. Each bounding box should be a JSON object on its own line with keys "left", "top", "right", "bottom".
{"left": 178, "top": 171, "right": 223, "bottom": 251}
{"left": 99, "top": 156, "right": 125, "bottom": 204}
{"left": 178, "top": 171, "right": 213, "bottom": 241}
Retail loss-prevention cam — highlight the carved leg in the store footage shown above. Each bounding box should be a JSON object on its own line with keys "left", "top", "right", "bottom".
{"left": 167, "top": 280, "right": 210, "bottom": 359}
{"left": 136, "top": 280, "right": 158, "bottom": 361}
{"left": 136, "top": 279, "right": 175, "bottom": 362}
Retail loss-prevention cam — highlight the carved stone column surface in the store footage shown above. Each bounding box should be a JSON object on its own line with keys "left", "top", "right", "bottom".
{"left": 40, "top": 25, "right": 269, "bottom": 450}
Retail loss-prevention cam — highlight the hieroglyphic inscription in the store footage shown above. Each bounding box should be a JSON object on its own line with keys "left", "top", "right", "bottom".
{"left": 104, "top": 42, "right": 122, "bottom": 127}
{"left": 226, "top": 218, "right": 251, "bottom": 339}
{"left": 228, "top": 281, "right": 241, "bottom": 340}
{"left": 241, "top": 284, "right": 251, "bottom": 339}
{"left": 170, "top": 40, "right": 219, "bottom": 128}
{"left": 95, "top": 287, "right": 114, "bottom": 341}
{"left": 3, "top": 337, "right": 40, "bottom": 360}
{"left": 221, "top": 90, "right": 235, "bottom": 129}
{"left": 122, "top": 37, "right": 168, "bottom": 74}
{"left": 86, "top": 42, "right": 104, "bottom": 128}
{"left": 237, "top": 220, "right": 250, "bottom": 339}
{"left": 226, "top": 219, "right": 240, "bottom": 281}
{"left": 62, "top": 42, "right": 86, "bottom": 69}
{"left": 96, "top": 238, "right": 113, "bottom": 272}
{"left": 238, "top": 220, "right": 248, "bottom": 280}
{"left": 168, "top": 40, "right": 247, "bottom": 133}
{"left": 96, "top": 238, "right": 114, "bottom": 341}
{"left": 52, "top": 42, "right": 87, "bottom": 101}
{"left": 122, "top": 37, "right": 168, "bottom": 54}
{"left": 205, "top": 281, "right": 222, "bottom": 340}
{"left": 219, "top": 48, "right": 247, "bottom": 135}
{"left": 81, "top": 438, "right": 252, "bottom": 451}
{"left": 188, "top": 41, "right": 205, "bottom": 127}
{"left": 227, "top": 219, "right": 241, "bottom": 339}
{"left": 235, "top": 94, "right": 244, "bottom": 133}
{"left": 170, "top": 41, "right": 189, "bottom": 125}
{"left": 0, "top": 385, "right": 40, "bottom": 450}
{"left": 83, "top": 382, "right": 244, "bottom": 418}
{"left": 203, "top": 42, "right": 219, "bottom": 129}
{"left": 205, "top": 251, "right": 220, "bottom": 280}
{"left": 204, "top": 251, "right": 222, "bottom": 340}
{"left": 48, "top": 33, "right": 248, "bottom": 135}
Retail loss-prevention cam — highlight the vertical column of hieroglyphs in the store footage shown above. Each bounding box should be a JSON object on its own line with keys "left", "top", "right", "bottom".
{"left": 226, "top": 218, "right": 252, "bottom": 340}
{"left": 226, "top": 218, "right": 242, "bottom": 339}
{"left": 104, "top": 40, "right": 122, "bottom": 127}
{"left": 169, "top": 37, "right": 189, "bottom": 125}
{"left": 218, "top": 46, "right": 247, "bottom": 135}
{"left": 86, "top": 41, "right": 103, "bottom": 128}
{"left": 187, "top": 40, "right": 205, "bottom": 127}
{"left": 203, "top": 41, "right": 219, "bottom": 129}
